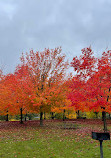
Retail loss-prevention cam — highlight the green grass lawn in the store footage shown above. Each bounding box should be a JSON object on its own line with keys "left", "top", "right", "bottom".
{"left": 0, "top": 120, "right": 111, "bottom": 158}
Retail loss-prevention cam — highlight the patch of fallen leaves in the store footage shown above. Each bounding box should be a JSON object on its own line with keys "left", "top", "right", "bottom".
{"left": 0, "top": 119, "right": 111, "bottom": 143}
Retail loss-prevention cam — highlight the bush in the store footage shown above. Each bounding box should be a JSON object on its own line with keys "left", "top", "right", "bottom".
{"left": 55, "top": 113, "right": 63, "bottom": 119}
{"left": 0, "top": 115, "right": 5, "bottom": 121}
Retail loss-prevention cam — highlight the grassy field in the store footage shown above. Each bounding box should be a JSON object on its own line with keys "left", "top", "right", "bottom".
{"left": 0, "top": 119, "right": 111, "bottom": 158}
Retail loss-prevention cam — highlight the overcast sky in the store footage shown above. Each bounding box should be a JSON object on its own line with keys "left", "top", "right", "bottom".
{"left": 0, "top": 0, "right": 111, "bottom": 74}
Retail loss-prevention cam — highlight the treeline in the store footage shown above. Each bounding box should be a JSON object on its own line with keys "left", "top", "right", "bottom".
{"left": 0, "top": 47, "right": 111, "bottom": 129}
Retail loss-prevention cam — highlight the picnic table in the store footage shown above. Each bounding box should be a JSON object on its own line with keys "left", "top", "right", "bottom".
{"left": 63, "top": 121, "right": 76, "bottom": 129}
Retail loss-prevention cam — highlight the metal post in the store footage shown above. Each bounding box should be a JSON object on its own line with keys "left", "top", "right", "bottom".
{"left": 100, "top": 140, "right": 103, "bottom": 158}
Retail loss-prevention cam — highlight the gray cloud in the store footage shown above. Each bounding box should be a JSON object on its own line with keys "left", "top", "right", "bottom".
{"left": 0, "top": 0, "right": 111, "bottom": 74}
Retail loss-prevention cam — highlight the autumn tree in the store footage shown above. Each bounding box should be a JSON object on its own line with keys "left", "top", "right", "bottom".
{"left": 86, "top": 50, "right": 111, "bottom": 131}
{"left": 16, "top": 47, "right": 69, "bottom": 126}
{"left": 0, "top": 74, "right": 15, "bottom": 121}
{"left": 70, "top": 47, "right": 96, "bottom": 117}
{"left": 71, "top": 47, "right": 96, "bottom": 81}
{"left": 67, "top": 77, "right": 88, "bottom": 118}
{"left": 0, "top": 71, "right": 32, "bottom": 123}
{"left": 50, "top": 80, "right": 72, "bottom": 120}
{"left": 71, "top": 47, "right": 111, "bottom": 131}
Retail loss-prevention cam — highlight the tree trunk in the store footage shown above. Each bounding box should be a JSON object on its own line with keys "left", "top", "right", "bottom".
{"left": 102, "top": 111, "right": 107, "bottom": 132}
{"left": 40, "top": 111, "right": 43, "bottom": 126}
{"left": 6, "top": 113, "right": 9, "bottom": 121}
{"left": 76, "top": 110, "right": 80, "bottom": 118}
{"left": 63, "top": 109, "right": 66, "bottom": 121}
{"left": 25, "top": 113, "right": 27, "bottom": 121}
{"left": 94, "top": 112, "right": 98, "bottom": 118}
{"left": 20, "top": 108, "right": 23, "bottom": 124}
{"left": 6, "top": 110, "right": 9, "bottom": 121}
{"left": 40, "top": 106, "right": 43, "bottom": 126}
{"left": 51, "top": 112, "right": 54, "bottom": 120}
